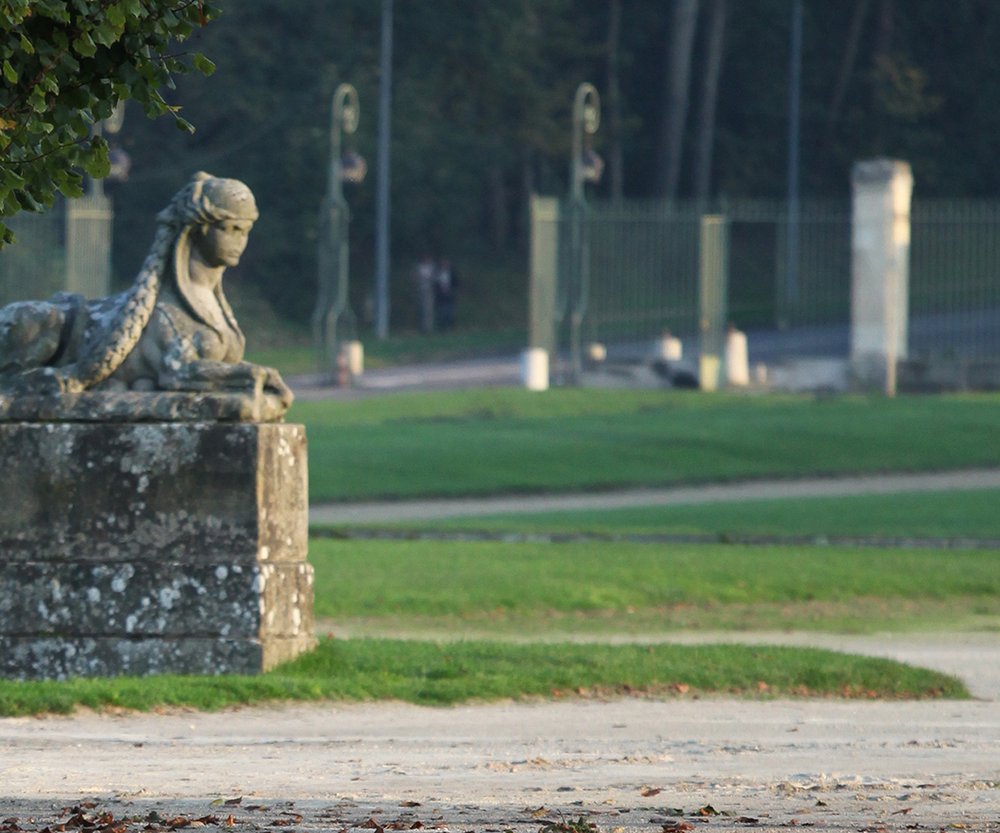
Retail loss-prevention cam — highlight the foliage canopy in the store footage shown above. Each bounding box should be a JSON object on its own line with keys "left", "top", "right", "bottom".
{"left": 0, "top": 0, "right": 219, "bottom": 245}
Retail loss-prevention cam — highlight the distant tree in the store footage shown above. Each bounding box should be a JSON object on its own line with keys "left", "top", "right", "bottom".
{"left": 0, "top": 0, "right": 219, "bottom": 245}
{"left": 605, "top": 0, "right": 624, "bottom": 201}
{"left": 692, "top": 0, "right": 726, "bottom": 203}
{"left": 657, "top": 0, "right": 700, "bottom": 199}
{"left": 825, "top": 0, "right": 869, "bottom": 143}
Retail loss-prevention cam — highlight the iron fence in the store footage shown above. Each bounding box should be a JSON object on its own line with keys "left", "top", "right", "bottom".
{"left": 0, "top": 196, "right": 112, "bottom": 307}
{"left": 0, "top": 211, "right": 64, "bottom": 307}
{"left": 910, "top": 200, "right": 1000, "bottom": 360}
{"left": 532, "top": 195, "right": 1000, "bottom": 369}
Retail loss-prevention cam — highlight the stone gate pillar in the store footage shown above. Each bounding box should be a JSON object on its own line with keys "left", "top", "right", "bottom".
{"left": 851, "top": 158, "right": 913, "bottom": 393}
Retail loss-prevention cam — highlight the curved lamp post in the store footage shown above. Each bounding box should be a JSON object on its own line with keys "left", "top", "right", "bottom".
{"left": 571, "top": 82, "right": 603, "bottom": 202}
{"left": 566, "top": 83, "right": 602, "bottom": 381}
{"left": 313, "top": 83, "right": 366, "bottom": 378}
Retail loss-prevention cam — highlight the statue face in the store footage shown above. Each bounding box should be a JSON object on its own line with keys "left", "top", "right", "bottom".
{"left": 192, "top": 219, "right": 254, "bottom": 268}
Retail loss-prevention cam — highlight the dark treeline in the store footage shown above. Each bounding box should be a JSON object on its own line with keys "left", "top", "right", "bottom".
{"left": 107, "top": 0, "right": 1000, "bottom": 329}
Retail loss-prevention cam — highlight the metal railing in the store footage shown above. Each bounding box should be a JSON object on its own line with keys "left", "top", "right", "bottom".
{"left": 0, "top": 211, "right": 65, "bottom": 307}
{"left": 0, "top": 196, "right": 113, "bottom": 307}
{"left": 910, "top": 200, "right": 1000, "bottom": 360}
{"left": 531, "top": 195, "right": 1000, "bottom": 370}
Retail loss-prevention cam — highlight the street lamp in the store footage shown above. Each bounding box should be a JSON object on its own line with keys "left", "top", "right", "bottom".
{"left": 571, "top": 82, "right": 603, "bottom": 202}
{"left": 313, "top": 83, "right": 366, "bottom": 380}
{"left": 566, "top": 82, "right": 602, "bottom": 381}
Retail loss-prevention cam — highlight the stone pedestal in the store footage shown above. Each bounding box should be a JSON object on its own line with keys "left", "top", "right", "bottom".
{"left": 851, "top": 158, "right": 913, "bottom": 393}
{"left": 0, "top": 419, "right": 315, "bottom": 679}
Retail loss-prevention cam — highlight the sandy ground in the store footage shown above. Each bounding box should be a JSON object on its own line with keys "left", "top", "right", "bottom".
{"left": 2, "top": 631, "right": 999, "bottom": 833}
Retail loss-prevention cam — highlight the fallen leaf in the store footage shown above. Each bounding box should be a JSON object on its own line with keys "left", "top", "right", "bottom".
{"left": 696, "top": 806, "right": 719, "bottom": 817}
{"left": 641, "top": 789, "right": 662, "bottom": 798}
{"left": 660, "top": 823, "right": 693, "bottom": 833}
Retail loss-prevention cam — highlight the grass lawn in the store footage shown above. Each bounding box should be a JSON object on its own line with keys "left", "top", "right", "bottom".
{"left": 7, "top": 390, "right": 994, "bottom": 715}
{"left": 381, "top": 488, "right": 1000, "bottom": 540}
{"left": 0, "top": 640, "right": 965, "bottom": 716}
{"left": 2, "top": 534, "right": 989, "bottom": 716}
{"left": 291, "top": 389, "right": 1000, "bottom": 502}
{"left": 309, "top": 537, "right": 1000, "bottom": 636}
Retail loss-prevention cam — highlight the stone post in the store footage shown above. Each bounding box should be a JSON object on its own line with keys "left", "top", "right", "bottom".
{"left": 851, "top": 159, "right": 913, "bottom": 394}
{"left": 527, "top": 195, "right": 560, "bottom": 390}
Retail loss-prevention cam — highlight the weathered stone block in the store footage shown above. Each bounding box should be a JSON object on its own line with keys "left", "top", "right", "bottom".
{"left": 0, "top": 561, "right": 314, "bottom": 638}
{"left": 0, "top": 634, "right": 317, "bottom": 680}
{"left": 0, "top": 422, "right": 307, "bottom": 563}
{"left": 0, "top": 421, "right": 316, "bottom": 679}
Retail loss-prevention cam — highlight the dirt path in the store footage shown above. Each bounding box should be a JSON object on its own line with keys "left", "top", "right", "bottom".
{"left": 310, "top": 468, "right": 1000, "bottom": 525}
{"left": 2, "top": 689, "right": 999, "bottom": 832}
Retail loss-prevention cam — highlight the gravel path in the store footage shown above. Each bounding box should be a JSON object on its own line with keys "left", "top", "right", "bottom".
{"left": 5, "top": 460, "right": 1000, "bottom": 831}
{"left": 310, "top": 468, "right": 1000, "bottom": 525}
{"left": 2, "top": 688, "right": 999, "bottom": 832}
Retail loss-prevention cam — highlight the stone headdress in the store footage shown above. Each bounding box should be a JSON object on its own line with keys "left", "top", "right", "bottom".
{"left": 63, "top": 172, "right": 258, "bottom": 392}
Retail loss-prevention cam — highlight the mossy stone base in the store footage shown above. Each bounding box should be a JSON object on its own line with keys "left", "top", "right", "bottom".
{"left": 0, "top": 421, "right": 315, "bottom": 680}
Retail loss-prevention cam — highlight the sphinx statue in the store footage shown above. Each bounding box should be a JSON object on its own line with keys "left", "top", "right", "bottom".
{"left": 0, "top": 172, "right": 292, "bottom": 412}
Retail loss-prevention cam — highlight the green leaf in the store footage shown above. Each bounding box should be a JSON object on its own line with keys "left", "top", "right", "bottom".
{"left": 192, "top": 52, "right": 215, "bottom": 76}
{"left": 72, "top": 31, "right": 97, "bottom": 58}
{"left": 107, "top": 4, "right": 125, "bottom": 27}
{"left": 2, "top": 60, "right": 16, "bottom": 84}
{"left": 82, "top": 137, "right": 110, "bottom": 179}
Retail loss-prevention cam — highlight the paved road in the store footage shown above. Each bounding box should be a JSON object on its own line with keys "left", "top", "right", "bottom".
{"left": 289, "top": 356, "right": 522, "bottom": 401}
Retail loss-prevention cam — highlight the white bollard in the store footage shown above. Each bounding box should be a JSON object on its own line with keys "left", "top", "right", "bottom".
{"left": 521, "top": 348, "right": 549, "bottom": 391}
{"left": 344, "top": 340, "right": 364, "bottom": 377}
{"left": 656, "top": 334, "right": 683, "bottom": 361}
{"left": 725, "top": 327, "right": 749, "bottom": 387}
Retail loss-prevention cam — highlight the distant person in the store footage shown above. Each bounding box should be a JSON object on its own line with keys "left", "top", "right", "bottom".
{"left": 434, "top": 258, "right": 459, "bottom": 331}
{"left": 412, "top": 254, "right": 436, "bottom": 333}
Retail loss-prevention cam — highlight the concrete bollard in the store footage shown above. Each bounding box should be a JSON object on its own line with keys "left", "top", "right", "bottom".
{"left": 344, "top": 340, "right": 364, "bottom": 377}
{"left": 656, "top": 334, "right": 683, "bottom": 362}
{"left": 725, "top": 327, "right": 749, "bottom": 387}
{"left": 521, "top": 348, "right": 549, "bottom": 391}
{"left": 586, "top": 342, "right": 607, "bottom": 363}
